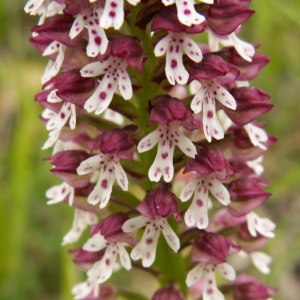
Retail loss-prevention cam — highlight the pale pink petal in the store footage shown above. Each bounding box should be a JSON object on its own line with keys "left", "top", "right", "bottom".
{"left": 46, "top": 182, "right": 74, "bottom": 206}
{"left": 86, "top": 23, "right": 109, "bottom": 57}
{"left": 122, "top": 215, "right": 149, "bottom": 233}
{"left": 203, "top": 270, "right": 225, "bottom": 300}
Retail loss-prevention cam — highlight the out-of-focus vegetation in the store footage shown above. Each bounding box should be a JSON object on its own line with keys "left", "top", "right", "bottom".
{"left": 0, "top": 1, "right": 299, "bottom": 299}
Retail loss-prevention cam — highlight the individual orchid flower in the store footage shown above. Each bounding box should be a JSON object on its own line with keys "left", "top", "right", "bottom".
{"left": 122, "top": 187, "right": 180, "bottom": 267}
{"left": 69, "top": 2, "right": 108, "bottom": 57}
{"left": 137, "top": 96, "right": 197, "bottom": 182}
{"left": 186, "top": 232, "right": 240, "bottom": 299}
{"left": 151, "top": 7, "right": 204, "bottom": 85}
{"left": 62, "top": 208, "right": 98, "bottom": 245}
{"left": 46, "top": 181, "right": 75, "bottom": 206}
{"left": 161, "top": 0, "right": 207, "bottom": 27}
{"left": 80, "top": 36, "right": 143, "bottom": 115}
{"left": 82, "top": 213, "right": 133, "bottom": 284}
{"left": 77, "top": 129, "right": 135, "bottom": 208}
{"left": 188, "top": 54, "right": 239, "bottom": 142}
{"left": 246, "top": 211, "right": 276, "bottom": 239}
{"left": 180, "top": 147, "right": 237, "bottom": 229}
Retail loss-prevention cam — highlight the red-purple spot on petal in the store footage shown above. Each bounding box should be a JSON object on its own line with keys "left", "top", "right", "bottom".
{"left": 99, "top": 92, "right": 106, "bottom": 100}
{"left": 109, "top": 11, "right": 116, "bottom": 17}
{"left": 184, "top": 9, "right": 191, "bottom": 15}
{"left": 171, "top": 59, "right": 177, "bottom": 69}
{"left": 146, "top": 238, "right": 153, "bottom": 244}
{"left": 60, "top": 112, "right": 65, "bottom": 119}
{"left": 196, "top": 199, "right": 203, "bottom": 207}
{"left": 161, "top": 152, "right": 168, "bottom": 159}
{"left": 207, "top": 110, "right": 213, "bottom": 119}
{"left": 94, "top": 36, "right": 101, "bottom": 45}
{"left": 101, "top": 179, "right": 108, "bottom": 188}
{"left": 105, "top": 258, "right": 110, "bottom": 266}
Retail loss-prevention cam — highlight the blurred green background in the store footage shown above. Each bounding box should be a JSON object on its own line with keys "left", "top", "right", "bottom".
{"left": 0, "top": 1, "right": 299, "bottom": 299}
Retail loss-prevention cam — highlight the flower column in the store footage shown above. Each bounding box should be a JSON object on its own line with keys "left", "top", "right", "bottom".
{"left": 26, "top": 0, "right": 277, "bottom": 299}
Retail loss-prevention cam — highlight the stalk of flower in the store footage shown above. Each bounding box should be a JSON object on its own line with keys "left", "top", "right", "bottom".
{"left": 25, "top": 0, "right": 277, "bottom": 299}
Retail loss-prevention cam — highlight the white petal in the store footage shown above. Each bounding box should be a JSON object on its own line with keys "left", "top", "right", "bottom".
{"left": 117, "top": 67, "right": 133, "bottom": 100}
{"left": 77, "top": 154, "right": 104, "bottom": 175}
{"left": 127, "top": 0, "right": 141, "bottom": 5}
{"left": 81, "top": 61, "right": 109, "bottom": 77}
{"left": 69, "top": 14, "right": 85, "bottom": 39}
{"left": 69, "top": 103, "right": 77, "bottom": 130}
{"left": 148, "top": 143, "right": 175, "bottom": 182}
{"left": 230, "top": 33, "right": 255, "bottom": 62}
{"left": 182, "top": 35, "right": 203, "bottom": 63}
{"left": 83, "top": 234, "right": 107, "bottom": 252}
{"left": 203, "top": 270, "right": 225, "bottom": 300}
{"left": 162, "top": 0, "right": 174, "bottom": 5}
{"left": 185, "top": 187, "right": 209, "bottom": 229}
{"left": 62, "top": 209, "right": 97, "bottom": 245}
{"left": 176, "top": 134, "right": 197, "bottom": 158}
{"left": 72, "top": 281, "right": 94, "bottom": 300}
{"left": 137, "top": 129, "right": 160, "bottom": 153}
{"left": 176, "top": 0, "right": 205, "bottom": 26}
{"left": 208, "top": 177, "right": 230, "bottom": 206}
{"left": 180, "top": 179, "right": 197, "bottom": 202}
{"left": 90, "top": 246, "right": 118, "bottom": 283}
{"left": 117, "top": 244, "right": 132, "bottom": 270}
{"left": 86, "top": 25, "right": 109, "bottom": 57}
{"left": 154, "top": 35, "right": 170, "bottom": 57}
{"left": 43, "top": 41, "right": 60, "bottom": 56}
{"left": 24, "top": 0, "right": 44, "bottom": 14}
{"left": 186, "top": 263, "right": 205, "bottom": 287}
{"left": 214, "top": 84, "right": 236, "bottom": 110}
{"left": 114, "top": 161, "right": 128, "bottom": 191}
{"left": 165, "top": 48, "right": 189, "bottom": 85}
{"left": 100, "top": 0, "right": 124, "bottom": 29}
{"left": 130, "top": 222, "right": 160, "bottom": 267}
{"left": 217, "top": 262, "right": 236, "bottom": 281}
{"left": 244, "top": 124, "right": 268, "bottom": 150}
{"left": 161, "top": 220, "right": 180, "bottom": 252}
{"left": 88, "top": 170, "right": 115, "bottom": 208}
{"left": 122, "top": 215, "right": 149, "bottom": 233}
{"left": 251, "top": 251, "right": 272, "bottom": 274}
{"left": 190, "top": 85, "right": 205, "bottom": 114}
{"left": 46, "top": 182, "right": 74, "bottom": 206}
{"left": 247, "top": 212, "right": 276, "bottom": 238}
